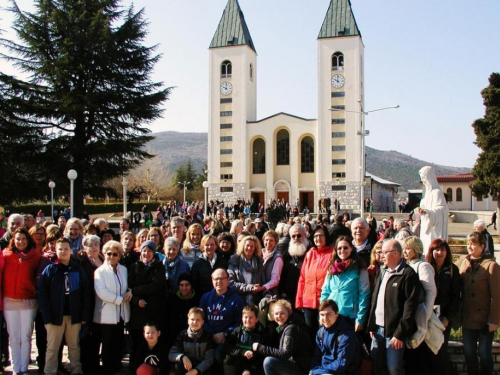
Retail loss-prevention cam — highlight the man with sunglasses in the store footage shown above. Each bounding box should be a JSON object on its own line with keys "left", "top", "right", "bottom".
{"left": 38, "top": 238, "right": 90, "bottom": 375}
{"left": 367, "top": 239, "right": 421, "bottom": 375}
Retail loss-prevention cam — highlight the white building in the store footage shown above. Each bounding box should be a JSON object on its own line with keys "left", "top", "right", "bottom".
{"left": 207, "top": 0, "right": 392, "bottom": 213}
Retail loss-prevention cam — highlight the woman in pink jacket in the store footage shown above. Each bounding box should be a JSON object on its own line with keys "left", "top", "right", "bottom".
{"left": 295, "top": 224, "right": 333, "bottom": 334}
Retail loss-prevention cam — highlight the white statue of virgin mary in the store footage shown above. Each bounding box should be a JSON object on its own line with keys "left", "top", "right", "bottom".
{"left": 418, "top": 166, "right": 448, "bottom": 256}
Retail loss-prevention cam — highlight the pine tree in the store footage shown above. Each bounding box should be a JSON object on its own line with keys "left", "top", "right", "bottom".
{"left": 470, "top": 72, "right": 500, "bottom": 232}
{"left": 0, "top": 0, "right": 171, "bottom": 215}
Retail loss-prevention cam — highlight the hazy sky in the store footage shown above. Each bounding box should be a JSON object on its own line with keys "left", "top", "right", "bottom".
{"left": 2, "top": 0, "right": 499, "bottom": 168}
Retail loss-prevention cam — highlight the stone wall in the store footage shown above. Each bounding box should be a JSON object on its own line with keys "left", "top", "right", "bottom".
{"left": 448, "top": 341, "right": 500, "bottom": 374}
{"left": 318, "top": 181, "right": 362, "bottom": 214}
{"left": 208, "top": 183, "right": 246, "bottom": 204}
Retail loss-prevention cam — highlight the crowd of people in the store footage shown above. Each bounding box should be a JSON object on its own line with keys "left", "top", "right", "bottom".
{"left": 0, "top": 207, "right": 498, "bottom": 375}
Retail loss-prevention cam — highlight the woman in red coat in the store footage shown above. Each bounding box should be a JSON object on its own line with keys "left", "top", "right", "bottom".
{"left": 3, "top": 227, "right": 41, "bottom": 374}
{"left": 295, "top": 224, "right": 334, "bottom": 334}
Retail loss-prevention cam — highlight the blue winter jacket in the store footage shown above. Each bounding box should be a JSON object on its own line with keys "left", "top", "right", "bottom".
{"left": 38, "top": 260, "right": 91, "bottom": 325}
{"left": 320, "top": 266, "right": 370, "bottom": 327}
{"left": 199, "top": 287, "right": 244, "bottom": 335}
{"left": 310, "top": 315, "right": 360, "bottom": 375}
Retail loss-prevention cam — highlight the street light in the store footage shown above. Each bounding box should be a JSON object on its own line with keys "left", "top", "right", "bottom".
{"left": 122, "top": 176, "right": 128, "bottom": 218}
{"left": 331, "top": 104, "right": 399, "bottom": 216}
{"left": 48, "top": 181, "right": 56, "bottom": 222}
{"left": 202, "top": 181, "right": 210, "bottom": 217}
{"left": 67, "top": 169, "right": 78, "bottom": 218}
{"left": 178, "top": 181, "right": 190, "bottom": 208}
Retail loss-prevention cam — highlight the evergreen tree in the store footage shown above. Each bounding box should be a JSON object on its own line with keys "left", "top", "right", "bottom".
{"left": 470, "top": 72, "right": 500, "bottom": 231}
{"left": 173, "top": 159, "right": 197, "bottom": 191}
{"left": 0, "top": 0, "right": 171, "bottom": 215}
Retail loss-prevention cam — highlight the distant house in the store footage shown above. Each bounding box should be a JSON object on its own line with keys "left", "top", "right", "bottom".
{"left": 437, "top": 174, "right": 497, "bottom": 211}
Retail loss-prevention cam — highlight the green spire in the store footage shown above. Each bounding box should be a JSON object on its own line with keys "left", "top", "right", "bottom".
{"left": 318, "top": 0, "right": 361, "bottom": 39}
{"left": 210, "top": 0, "right": 256, "bottom": 52}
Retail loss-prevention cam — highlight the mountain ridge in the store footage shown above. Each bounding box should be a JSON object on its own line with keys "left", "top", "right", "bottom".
{"left": 146, "top": 131, "right": 471, "bottom": 191}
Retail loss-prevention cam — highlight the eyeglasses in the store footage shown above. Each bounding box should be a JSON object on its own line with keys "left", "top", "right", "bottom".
{"left": 105, "top": 252, "right": 119, "bottom": 257}
{"left": 212, "top": 277, "right": 228, "bottom": 282}
{"left": 382, "top": 249, "right": 398, "bottom": 255}
{"left": 291, "top": 234, "right": 302, "bottom": 239}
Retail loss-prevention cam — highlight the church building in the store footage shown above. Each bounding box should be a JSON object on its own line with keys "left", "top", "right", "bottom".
{"left": 207, "top": 0, "right": 392, "bottom": 213}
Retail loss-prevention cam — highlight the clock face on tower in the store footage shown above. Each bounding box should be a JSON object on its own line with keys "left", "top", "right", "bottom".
{"left": 331, "top": 74, "right": 345, "bottom": 89}
{"left": 220, "top": 82, "right": 233, "bottom": 95}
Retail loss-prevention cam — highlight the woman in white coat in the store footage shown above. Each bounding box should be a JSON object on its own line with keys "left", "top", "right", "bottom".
{"left": 402, "top": 236, "right": 438, "bottom": 375}
{"left": 94, "top": 241, "right": 131, "bottom": 374}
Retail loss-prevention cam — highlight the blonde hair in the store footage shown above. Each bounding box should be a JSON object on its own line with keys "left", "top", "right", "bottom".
{"left": 200, "top": 234, "right": 218, "bottom": 253}
{"left": 64, "top": 218, "right": 84, "bottom": 236}
{"left": 402, "top": 236, "right": 424, "bottom": 258}
{"left": 182, "top": 223, "right": 203, "bottom": 253}
{"left": 102, "top": 240, "right": 124, "bottom": 257}
{"left": 236, "top": 235, "right": 262, "bottom": 258}
{"left": 135, "top": 228, "right": 149, "bottom": 248}
{"left": 273, "top": 299, "right": 292, "bottom": 314}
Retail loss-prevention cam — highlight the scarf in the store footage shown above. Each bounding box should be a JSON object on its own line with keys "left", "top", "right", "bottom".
{"left": 166, "top": 256, "right": 180, "bottom": 280}
{"left": 330, "top": 259, "right": 354, "bottom": 275}
{"left": 240, "top": 255, "right": 259, "bottom": 275}
{"left": 142, "top": 255, "right": 156, "bottom": 267}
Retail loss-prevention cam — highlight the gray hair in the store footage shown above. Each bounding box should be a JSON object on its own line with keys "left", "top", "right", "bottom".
{"left": 8, "top": 213, "right": 24, "bottom": 224}
{"left": 290, "top": 224, "right": 306, "bottom": 236}
{"left": 83, "top": 234, "right": 101, "bottom": 247}
{"left": 474, "top": 220, "right": 486, "bottom": 229}
{"left": 170, "top": 216, "right": 185, "bottom": 227}
{"left": 352, "top": 217, "right": 369, "bottom": 228}
{"left": 283, "top": 224, "right": 291, "bottom": 236}
{"left": 164, "top": 237, "right": 180, "bottom": 249}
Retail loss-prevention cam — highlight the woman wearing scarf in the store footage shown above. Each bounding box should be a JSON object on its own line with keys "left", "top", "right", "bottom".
{"left": 64, "top": 217, "right": 84, "bottom": 255}
{"left": 162, "top": 237, "right": 189, "bottom": 293}
{"left": 3, "top": 227, "right": 41, "bottom": 375}
{"left": 296, "top": 224, "right": 334, "bottom": 334}
{"left": 191, "top": 234, "right": 228, "bottom": 296}
{"left": 320, "top": 235, "right": 370, "bottom": 332}
{"left": 127, "top": 240, "right": 166, "bottom": 361}
{"left": 181, "top": 223, "right": 203, "bottom": 268}
{"left": 228, "top": 235, "right": 265, "bottom": 305}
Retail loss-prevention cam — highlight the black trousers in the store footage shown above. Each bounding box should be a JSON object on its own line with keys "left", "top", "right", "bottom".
{"left": 100, "top": 321, "right": 124, "bottom": 373}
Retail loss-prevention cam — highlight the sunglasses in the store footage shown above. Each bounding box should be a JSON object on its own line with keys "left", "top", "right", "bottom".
{"left": 291, "top": 234, "right": 302, "bottom": 239}
{"left": 106, "top": 252, "right": 119, "bottom": 257}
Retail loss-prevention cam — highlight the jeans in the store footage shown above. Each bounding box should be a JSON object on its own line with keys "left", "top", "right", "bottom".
{"left": 45, "top": 316, "right": 82, "bottom": 375}
{"left": 263, "top": 356, "right": 304, "bottom": 375}
{"left": 462, "top": 327, "right": 494, "bottom": 375}
{"left": 371, "top": 326, "right": 405, "bottom": 375}
{"left": 4, "top": 308, "right": 37, "bottom": 373}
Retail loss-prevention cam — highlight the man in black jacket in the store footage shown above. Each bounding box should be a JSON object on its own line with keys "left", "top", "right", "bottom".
{"left": 367, "top": 239, "right": 421, "bottom": 375}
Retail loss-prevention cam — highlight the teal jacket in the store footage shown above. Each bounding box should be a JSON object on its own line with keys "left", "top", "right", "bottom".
{"left": 320, "top": 266, "right": 370, "bottom": 327}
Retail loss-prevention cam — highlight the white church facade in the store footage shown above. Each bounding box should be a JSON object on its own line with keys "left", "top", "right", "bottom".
{"left": 206, "top": 0, "right": 397, "bottom": 213}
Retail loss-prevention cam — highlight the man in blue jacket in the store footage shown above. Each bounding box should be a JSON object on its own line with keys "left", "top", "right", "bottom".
{"left": 310, "top": 299, "right": 360, "bottom": 375}
{"left": 199, "top": 268, "right": 244, "bottom": 371}
{"left": 38, "top": 238, "right": 90, "bottom": 375}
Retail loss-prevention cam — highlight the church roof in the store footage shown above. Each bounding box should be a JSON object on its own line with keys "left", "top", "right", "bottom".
{"left": 210, "top": 0, "right": 256, "bottom": 53}
{"left": 318, "top": 0, "right": 362, "bottom": 39}
{"left": 247, "top": 112, "right": 316, "bottom": 123}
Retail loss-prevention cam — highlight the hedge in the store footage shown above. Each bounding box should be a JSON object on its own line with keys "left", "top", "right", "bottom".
{"left": 4, "top": 202, "right": 161, "bottom": 216}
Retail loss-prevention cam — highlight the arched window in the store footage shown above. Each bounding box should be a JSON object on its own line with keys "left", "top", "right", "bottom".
{"left": 276, "top": 129, "right": 289, "bottom": 165}
{"left": 221, "top": 60, "right": 232, "bottom": 78}
{"left": 332, "top": 52, "right": 344, "bottom": 71}
{"left": 301, "top": 136, "right": 314, "bottom": 173}
{"left": 456, "top": 188, "right": 463, "bottom": 202}
{"left": 250, "top": 64, "right": 253, "bottom": 79}
{"left": 446, "top": 188, "right": 453, "bottom": 202}
{"left": 253, "top": 138, "right": 265, "bottom": 174}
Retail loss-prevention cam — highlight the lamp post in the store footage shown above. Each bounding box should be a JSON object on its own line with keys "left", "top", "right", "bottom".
{"left": 67, "top": 169, "right": 78, "bottom": 218}
{"left": 48, "top": 181, "right": 56, "bottom": 222}
{"left": 202, "top": 181, "right": 209, "bottom": 217}
{"left": 122, "top": 176, "right": 128, "bottom": 218}
{"left": 331, "top": 104, "right": 399, "bottom": 216}
{"left": 178, "top": 181, "right": 190, "bottom": 207}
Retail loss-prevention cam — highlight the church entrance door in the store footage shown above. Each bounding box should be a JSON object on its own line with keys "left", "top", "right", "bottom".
{"left": 276, "top": 191, "right": 289, "bottom": 203}
{"left": 300, "top": 192, "right": 314, "bottom": 213}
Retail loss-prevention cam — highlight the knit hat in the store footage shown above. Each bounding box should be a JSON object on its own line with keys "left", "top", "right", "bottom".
{"left": 177, "top": 272, "right": 193, "bottom": 287}
{"left": 140, "top": 240, "right": 156, "bottom": 252}
{"left": 217, "top": 232, "right": 234, "bottom": 244}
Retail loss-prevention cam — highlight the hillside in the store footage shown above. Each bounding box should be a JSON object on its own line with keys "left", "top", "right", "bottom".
{"left": 146, "top": 131, "right": 470, "bottom": 191}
